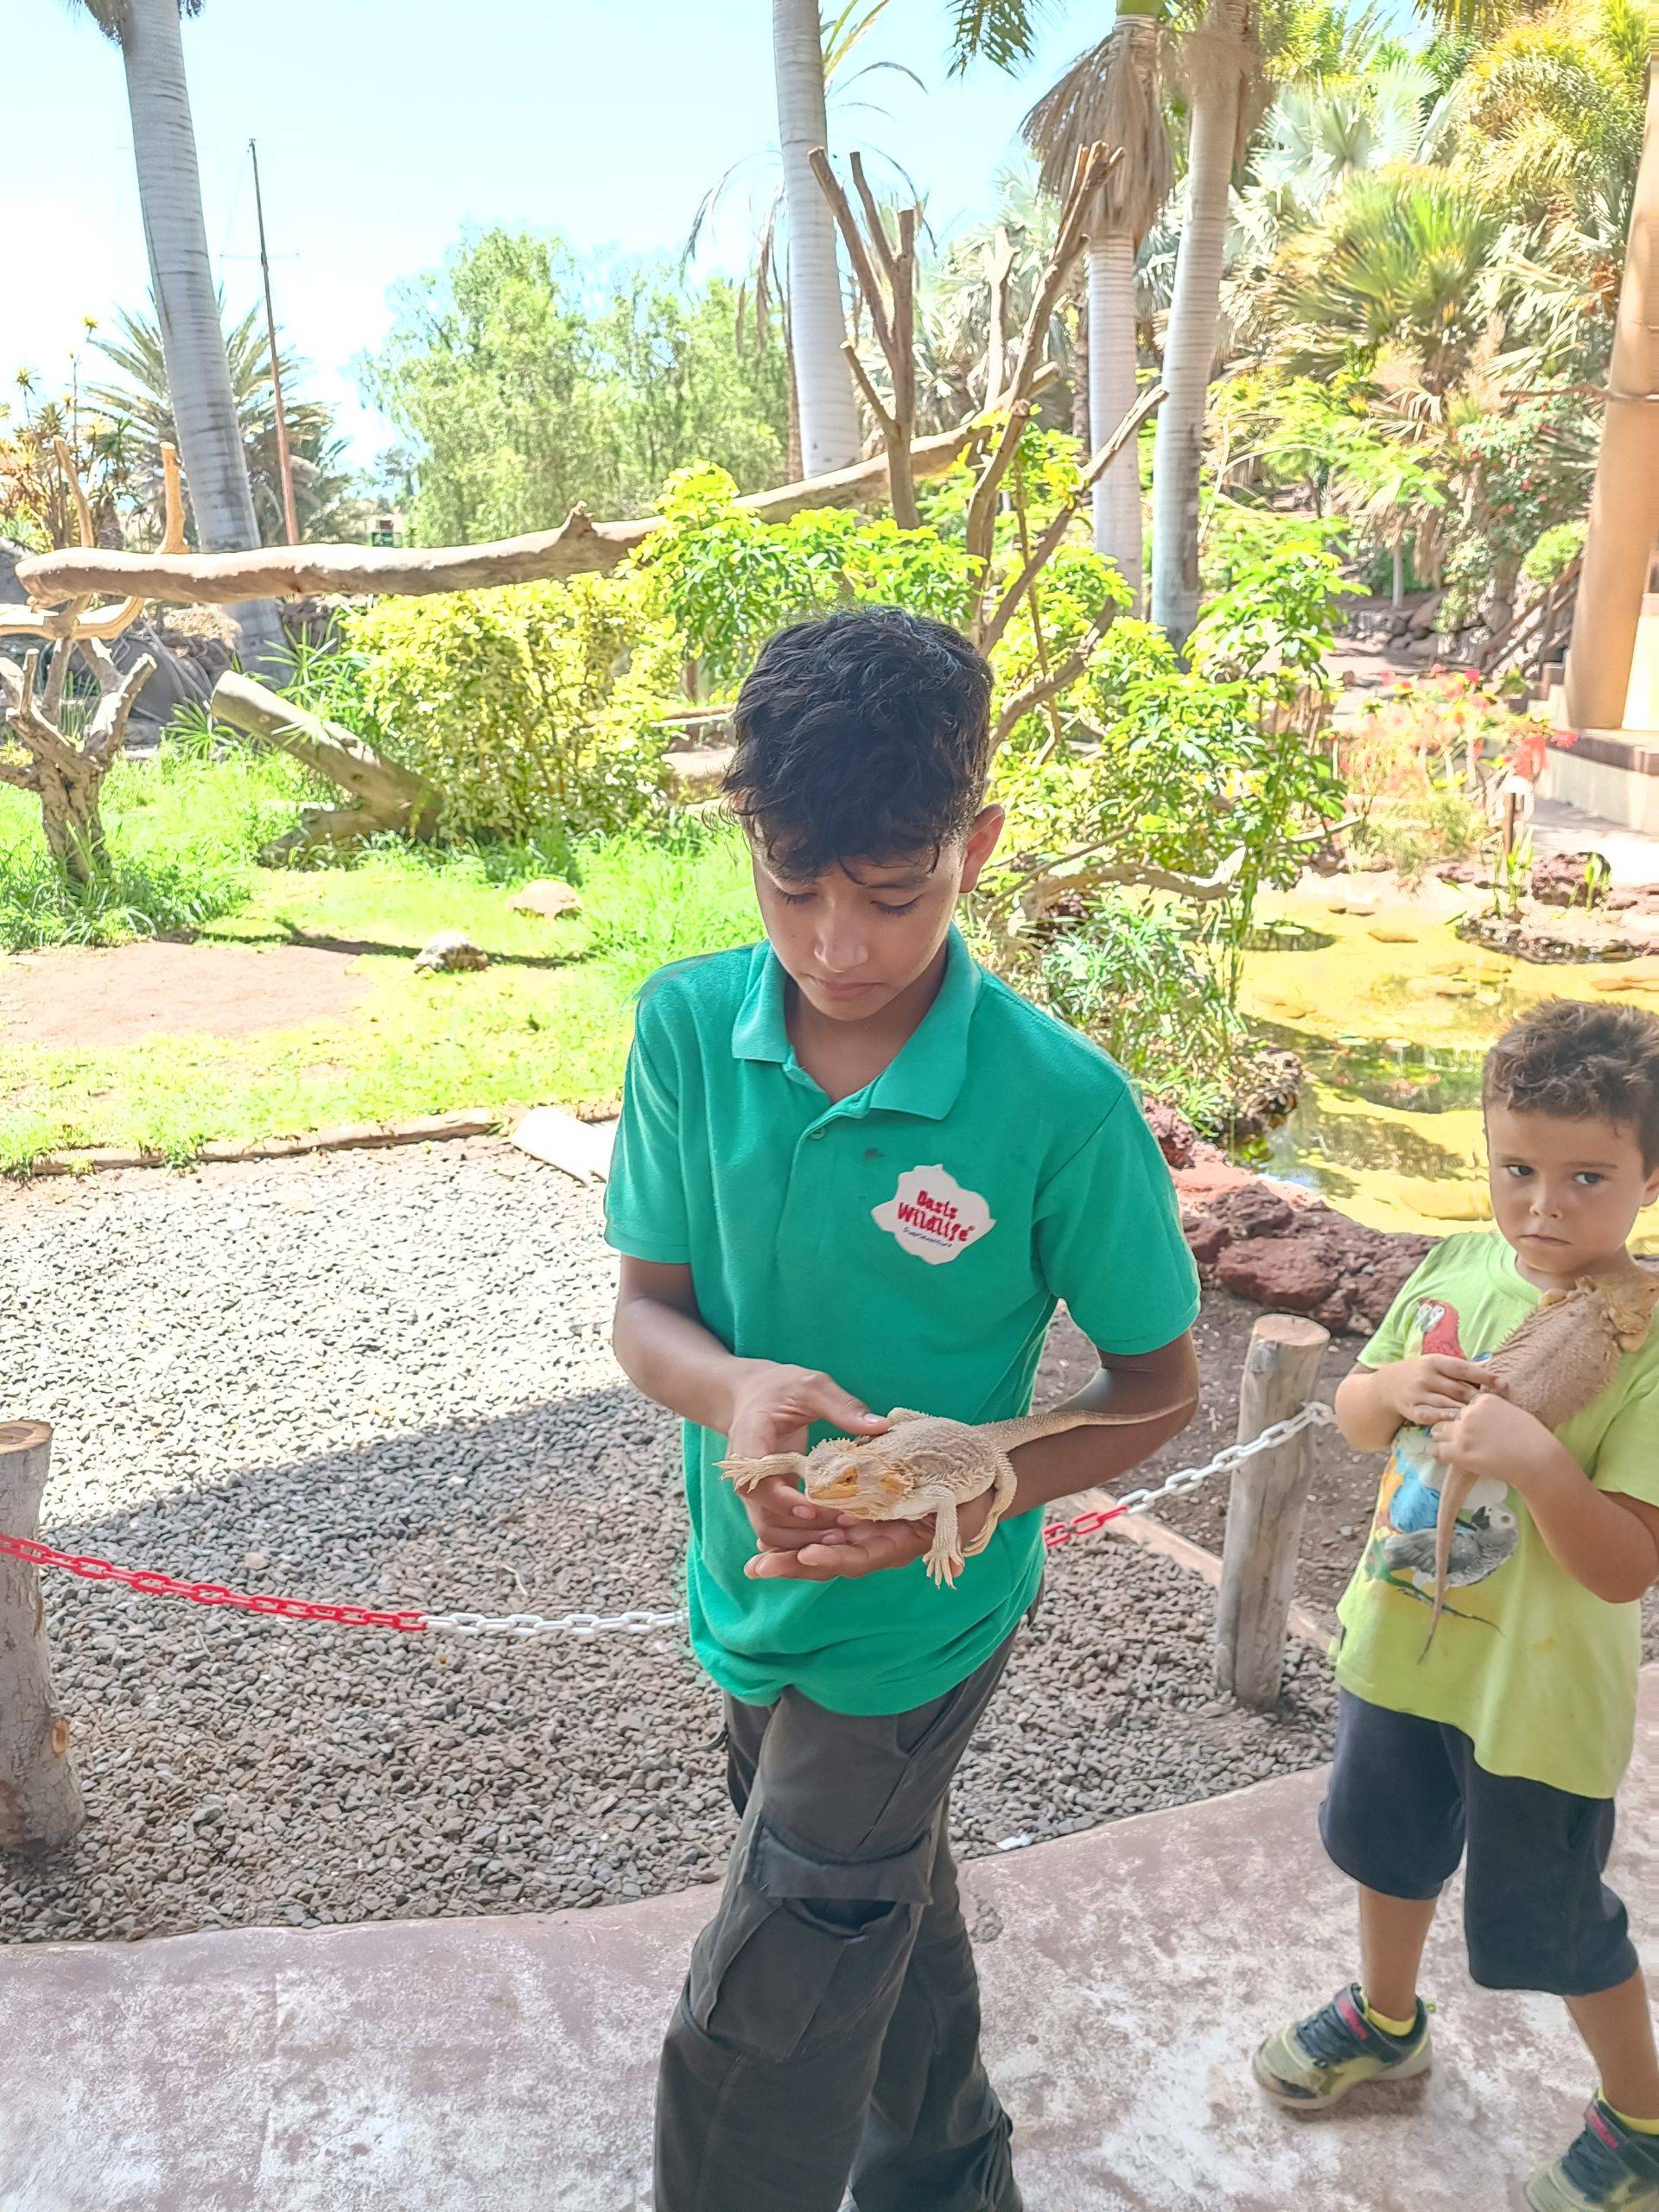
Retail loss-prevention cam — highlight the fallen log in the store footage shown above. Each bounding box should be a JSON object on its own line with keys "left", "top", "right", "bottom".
{"left": 209, "top": 670, "right": 441, "bottom": 861}
{"left": 16, "top": 419, "right": 991, "bottom": 612}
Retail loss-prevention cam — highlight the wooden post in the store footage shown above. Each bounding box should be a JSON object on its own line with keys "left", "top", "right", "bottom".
{"left": 0, "top": 1422, "right": 84, "bottom": 1851}
{"left": 1214, "top": 1315, "right": 1331, "bottom": 1712}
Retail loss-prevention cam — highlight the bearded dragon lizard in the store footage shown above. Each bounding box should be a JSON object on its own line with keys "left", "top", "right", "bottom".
{"left": 1421, "top": 1263, "right": 1659, "bottom": 1654}
{"left": 720, "top": 1403, "right": 1177, "bottom": 1590}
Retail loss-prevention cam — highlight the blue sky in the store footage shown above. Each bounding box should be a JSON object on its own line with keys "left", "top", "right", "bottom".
{"left": 8, "top": 1, "right": 1128, "bottom": 472}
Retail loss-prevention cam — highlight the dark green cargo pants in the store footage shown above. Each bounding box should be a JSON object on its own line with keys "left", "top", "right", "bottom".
{"left": 653, "top": 1636, "right": 1024, "bottom": 2212}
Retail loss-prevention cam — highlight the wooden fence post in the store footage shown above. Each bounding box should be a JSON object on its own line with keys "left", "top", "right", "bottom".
{"left": 0, "top": 1422, "right": 84, "bottom": 1850}
{"left": 1214, "top": 1315, "right": 1331, "bottom": 1712}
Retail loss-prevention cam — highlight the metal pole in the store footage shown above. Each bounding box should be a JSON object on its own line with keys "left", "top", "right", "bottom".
{"left": 250, "top": 137, "right": 302, "bottom": 549}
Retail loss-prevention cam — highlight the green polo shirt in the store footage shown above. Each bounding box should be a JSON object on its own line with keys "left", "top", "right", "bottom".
{"left": 603, "top": 927, "right": 1200, "bottom": 1715}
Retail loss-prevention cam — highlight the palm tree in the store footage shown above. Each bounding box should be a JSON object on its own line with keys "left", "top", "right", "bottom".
{"left": 1148, "top": 0, "right": 1259, "bottom": 645}
{"left": 1023, "top": 3, "right": 1174, "bottom": 609}
{"left": 773, "top": 0, "right": 864, "bottom": 474}
{"left": 86, "top": 302, "right": 356, "bottom": 544}
{"left": 690, "top": 0, "right": 919, "bottom": 480}
{"left": 1270, "top": 168, "right": 1499, "bottom": 397}
{"left": 1253, "top": 61, "right": 1441, "bottom": 207}
{"left": 64, "top": 0, "right": 283, "bottom": 666}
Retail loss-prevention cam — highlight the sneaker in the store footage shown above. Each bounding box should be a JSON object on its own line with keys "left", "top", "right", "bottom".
{"left": 1525, "top": 2101, "right": 1659, "bottom": 2210}
{"left": 1252, "top": 1984, "right": 1432, "bottom": 2108}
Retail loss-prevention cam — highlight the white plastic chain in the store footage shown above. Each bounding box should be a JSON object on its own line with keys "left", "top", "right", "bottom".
{"left": 419, "top": 1401, "right": 1338, "bottom": 1639}
{"left": 424, "top": 1606, "right": 685, "bottom": 1639}
{"left": 1104, "top": 1400, "right": 1338, "bottom": 1522}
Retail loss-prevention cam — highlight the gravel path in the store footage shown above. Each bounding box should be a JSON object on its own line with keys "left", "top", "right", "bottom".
{"left": 0, "top": 1141, "right": 1333, "bottom": 1946}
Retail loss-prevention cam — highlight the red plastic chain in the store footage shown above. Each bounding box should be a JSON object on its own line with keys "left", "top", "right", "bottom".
{"left": 0, "top": 1530, "right": 429, "bottom": 1633}
{"left": 0, "top": 1506, "right": 1126, "bottom": 1632}
{"left": 1041, "top": 1503, "right": 1122, "bottom": 1550}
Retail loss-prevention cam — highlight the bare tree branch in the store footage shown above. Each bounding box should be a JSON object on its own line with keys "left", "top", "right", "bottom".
{"left": 992, "top": 594, "right": 1122, "bottom": 747}
{"left": 15, "top": 417, "right": 992, "bottom": 610}
{"left": 849, "top": 150, "right": 901, "bottom": 296}
{"left": 1012, "top": 840, "right": 1249, "bottom": 909}
{"left": 983, "top": 226, "right": 1016, "bottom": 405}
{"left": 842, "top": 343, "right": 900, "bottom": 444}
{"left": 2, "top": 442, "right": 186, "bottom": 641}
{"left": 979, "top": 384, "right": 1166, "bottom": 653}
{"left": 810, "top": 144, "right": 922, "bottom": 531}
{"left": 80, "top": 641, "right": 157, "bottom": 768}
{"left": 810, "top": 147, "right": 898, "bottom": 360}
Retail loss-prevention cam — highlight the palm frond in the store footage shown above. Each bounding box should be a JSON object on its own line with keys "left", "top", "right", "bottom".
{"left": 1022, "top": 18, "right": 1175, "bottom": 238}
{"left": 947, "top": 0, "right": 1055, "bottom": 74}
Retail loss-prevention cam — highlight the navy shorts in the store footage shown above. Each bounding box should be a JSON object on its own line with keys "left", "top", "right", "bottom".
{"left": 1320, "top": 1690, "right": 1637, "bottom": 1998}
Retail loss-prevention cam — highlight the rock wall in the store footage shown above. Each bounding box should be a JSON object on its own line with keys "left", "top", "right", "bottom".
{"left": 1144, "top": 1100, "right": 1433, "bottom": 1336}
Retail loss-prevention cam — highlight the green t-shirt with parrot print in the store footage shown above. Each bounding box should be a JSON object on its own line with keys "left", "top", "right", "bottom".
{"left": 1336, "top": 1230, "right": 1659, "bottom": 1801}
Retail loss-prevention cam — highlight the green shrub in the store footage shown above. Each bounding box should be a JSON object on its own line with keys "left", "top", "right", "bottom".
{"left": 343, "top": 571, "right": 684, "bottom": 839}
{"left": 1198, "top": 505, "right": 1346, "bottom": 593}
{"left": 1521, "top": 519, "right": 1586, "bottom": 588}
{"left": 1009, "top": 896, "right": 1242, "bottom": 1129}
{"left": 639, "top": 463, "right": 981, "bottom": 691}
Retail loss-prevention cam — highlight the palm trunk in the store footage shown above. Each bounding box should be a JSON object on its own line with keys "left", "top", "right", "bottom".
{"left": 772, "top": 0, "right": 861, "bottom": 476}
{"left": 1150, "top": 0, "right": 1251, "bottom": 648}
{"left": 119, "top": 0, "right": 285, "bottom": 672}
{"left": 1087, "top": 233, "right": 1144, "bottom": 611}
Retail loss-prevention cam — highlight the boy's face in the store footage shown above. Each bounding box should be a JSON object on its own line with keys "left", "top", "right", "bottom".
{"left": 1485, "top": 1100, "right": 1659, "bottom": 1280}
{"left": 753, "top": 807, "right": 1004, "bottom": 1024}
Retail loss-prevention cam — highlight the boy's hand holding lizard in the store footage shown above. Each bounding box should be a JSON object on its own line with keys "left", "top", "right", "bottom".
{"left": 1428, "top": 1389, "right": 1573, "bottom": 1493}
{"left": 724, "top": 1361, "right": 998, "bottom": 1581}
{"left": 1384, "top": 1355, "right": 1504, "bottom": 1426}
{"left": 724, "top": 1363, "right": 889, "bottom": 1556}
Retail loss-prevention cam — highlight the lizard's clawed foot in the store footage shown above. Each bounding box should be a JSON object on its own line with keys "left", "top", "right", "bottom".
{"left": 925, "top": 1544, "right": 965, "bottom": 1589}
{"left": 717, "top": 1450, "right": 809, "bottom": 1494}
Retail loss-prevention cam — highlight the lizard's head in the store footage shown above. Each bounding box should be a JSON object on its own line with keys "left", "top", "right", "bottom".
{"left": 1601, "top": 1271, "right": 1659, "bottom": 1351}
{"left": 799, "top": 1436, "right": 911, "bottom": 1518}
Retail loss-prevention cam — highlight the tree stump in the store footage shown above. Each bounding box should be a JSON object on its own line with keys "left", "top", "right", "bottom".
{"left": 1214, "top": 1315, "right": 1331, "bottom": 1712}
{"left": 0, "top": 1422, "right": 84, "bottom": 1851}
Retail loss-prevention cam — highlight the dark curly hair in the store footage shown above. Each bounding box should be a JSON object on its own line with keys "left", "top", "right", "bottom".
{"left": 723, "top": 607, "right": 994, "bottom": 878}
{"left": 1484, "top": 998, "right": 1659, "bottom": 1167}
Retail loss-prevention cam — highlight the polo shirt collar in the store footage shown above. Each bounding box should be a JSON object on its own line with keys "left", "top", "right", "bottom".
{"left": 730, "top": 927, "right": 982, "bottom": 1121}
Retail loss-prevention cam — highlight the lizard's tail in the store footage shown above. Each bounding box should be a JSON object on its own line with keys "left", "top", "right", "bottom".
{"left": 1419, "top": 1464, "right": 1475, "bottom": 1662}
{"left": 1009, "top": 1401, "right": 1198, "bottom": 1444}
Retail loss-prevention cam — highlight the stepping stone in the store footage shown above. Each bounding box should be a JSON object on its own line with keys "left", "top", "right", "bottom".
{"left": 1367, "top": 924, "right": 1418, "bottom": 944}
{"left": 510, "top": 1109, "right": 615, "bottom": 1185}
{"left": 505, "top": 880, "right": 582, "bottom": 920}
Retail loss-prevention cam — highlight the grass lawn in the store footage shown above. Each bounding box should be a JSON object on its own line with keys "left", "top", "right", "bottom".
{"left": 0, "top": 743, "right": 759, "bottom": 1170}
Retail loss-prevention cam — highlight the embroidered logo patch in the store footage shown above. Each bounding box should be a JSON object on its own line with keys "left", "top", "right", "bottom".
{"left": 872, "top": 1164, "right": 995, "bottom": 1266}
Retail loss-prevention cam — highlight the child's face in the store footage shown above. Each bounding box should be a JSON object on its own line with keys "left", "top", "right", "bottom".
{"left": 1485, "top": 1100, "right": 1659, "bottom": 1280}
{"left": 753, "top": 807, "right": 1003, "bottom": 1023}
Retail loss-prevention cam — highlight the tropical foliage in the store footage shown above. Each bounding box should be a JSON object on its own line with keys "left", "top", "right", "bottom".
{"left": 362, "top": 229, "right": 792, "bottom": 542}
{"left": 86, "top": 302, "right": 360, "bottom": 544}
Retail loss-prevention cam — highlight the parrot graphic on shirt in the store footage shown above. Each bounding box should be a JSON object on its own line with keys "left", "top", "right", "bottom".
{"left": 1364, "top": 1294, "right": 1518, "bottom": 1619}
{"left": 1385, "top": 1299, "right": 1468, "bottom": 1535}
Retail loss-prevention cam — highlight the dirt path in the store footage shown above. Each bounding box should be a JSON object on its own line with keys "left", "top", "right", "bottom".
{"left": 0, "top": 939, "right": 372, "bottom": 1048}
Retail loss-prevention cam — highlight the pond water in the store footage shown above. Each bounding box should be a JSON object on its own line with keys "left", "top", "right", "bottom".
{"left": 1235, "top": 880, "right": 1659, "bottom": 1251}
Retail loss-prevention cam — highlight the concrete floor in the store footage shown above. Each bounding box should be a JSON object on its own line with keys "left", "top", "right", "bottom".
{"left": 1531, "top": 791, "right": 1659, "bottom": 887}
{"left": 6, "top": 1674, "right": 1656, "bottom": 2212}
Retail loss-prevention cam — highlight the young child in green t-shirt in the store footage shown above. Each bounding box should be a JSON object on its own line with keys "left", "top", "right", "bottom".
{"left": 605, "top": 607, "right": 1201, "bottom": 2211}
{"left": 1254, "top": 999, "right": 1659, "bottom": 2212}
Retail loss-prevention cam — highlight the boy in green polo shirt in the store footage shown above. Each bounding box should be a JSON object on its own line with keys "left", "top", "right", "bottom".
{"left": 606, "top": 606, "right": 1200, "bottom": 2212}
{"left": 1253, "top": 1000, "right": 1659, "bottom": 2212}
